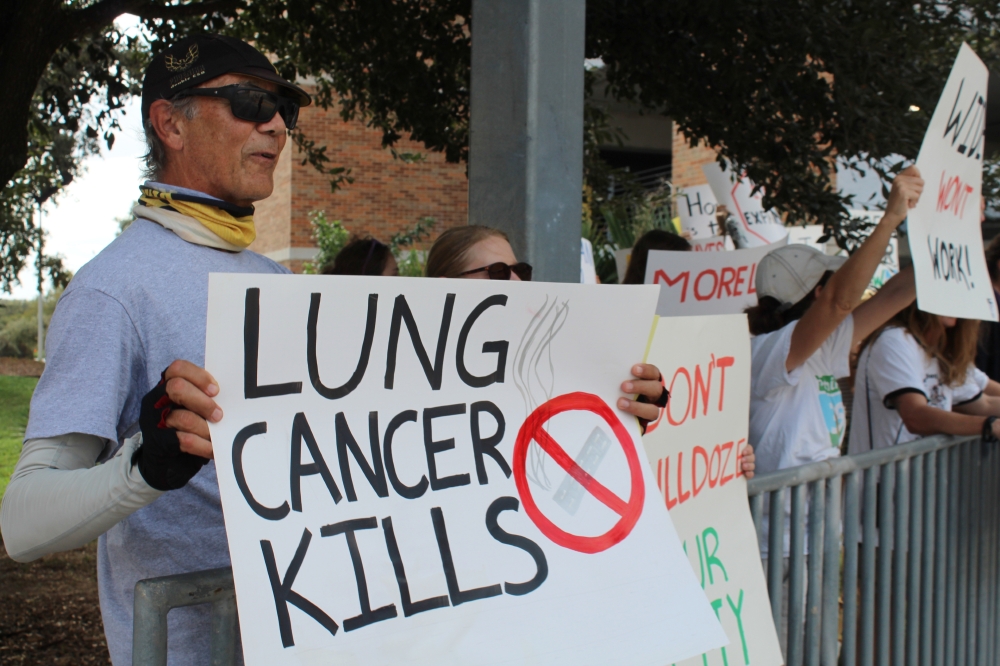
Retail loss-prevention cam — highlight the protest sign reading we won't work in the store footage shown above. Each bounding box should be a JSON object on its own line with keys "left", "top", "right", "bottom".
{"left": 908, "top": 43, "right": 997, "bottom": 321}
{"left": 642, "top": 314, "right": 783, "bottom": 666}
{"left": 205, "top": 274, "right": 727, "bottom": 666}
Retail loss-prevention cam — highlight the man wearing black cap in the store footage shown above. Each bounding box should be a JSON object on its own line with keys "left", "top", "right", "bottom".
{"left": 0, "top": 34, "right": 309, "bottom": 664}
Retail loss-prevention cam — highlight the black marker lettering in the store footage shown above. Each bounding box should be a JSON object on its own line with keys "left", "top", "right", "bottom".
{"left": 336, "top": 412, "right": 389, "bottom": 501}
{"left": 233, "top": 422, "right": 289, "bottom": 521}
{"left": 381, "top": 516, "right": 450, "bottom": 617}
{"left": 431, "top": 507, "right": 502, "bottom": 606}
{"left": 308, "top": 293, "right": 378, "bottom": 399}
{"left": 485, "top": 496, "right": 548, "bottom": 596}
{"left": 290, "top": 412, "right": 342, "bottom": 511}
{"left": 423, "top": 404, "right": 471, "bottom": 491}
{"left": 383, "top": 410, "right": 429, "bottom": 499}
{"left": 384, "top": 294, "right": 455, "bottom": 390}
{"left": 320, "top": 518, "right": 397, "bottom": 632}
{"left": 470, "top": 401, "right": 510, "bottom": 485}
{"left": 244, "top": 288, "right": 302, "bottom": 399}
{"left": 456, "top": 294, "right": 509, "bottom": 388}
{"left": 261, "top": 529, "right": 338, "bottom": 647}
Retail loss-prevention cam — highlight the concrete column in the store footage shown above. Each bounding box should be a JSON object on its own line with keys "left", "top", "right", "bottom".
{"left": 468, "top": 0, "right": 586, "bottom": 283}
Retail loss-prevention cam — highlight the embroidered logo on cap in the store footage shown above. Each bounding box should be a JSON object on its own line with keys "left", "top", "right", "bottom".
{"left": 164, "top": 45, "right": 199, "bottom": 72}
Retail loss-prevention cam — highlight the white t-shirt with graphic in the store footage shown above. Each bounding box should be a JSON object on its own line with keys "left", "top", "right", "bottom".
{"left": 750, "top": 316, "right": 853, "bottom": 475}
{"left": 849, "top": 326, "right": 988, "bottom": 454}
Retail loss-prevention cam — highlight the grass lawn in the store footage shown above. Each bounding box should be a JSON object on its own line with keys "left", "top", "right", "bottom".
{"left": 0, "top": 375, "right": 36, "bottom": 498}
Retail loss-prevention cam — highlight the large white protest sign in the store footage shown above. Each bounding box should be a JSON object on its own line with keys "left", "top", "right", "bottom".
{"left": 703, "top": 162, "right": 787, "bottom": 247}
{"left": 907, "top": 43, "right": 997, "bottom": 321}
{"left": 205, "top": 274, "right": 727, "bottom": 665}
{"left": 678, "top": 184, "right": 721, "bottom": 239}
{"left": 644, "top": 243, "right": 780, "bottom": 316}
{"left": 642, "top": 314, "right": 783, "bottom": 666}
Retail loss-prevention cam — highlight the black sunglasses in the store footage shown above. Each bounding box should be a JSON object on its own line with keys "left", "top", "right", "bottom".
{"left": 458, "top": 262, "right": 532, "bottom": 281}
{"left": 174, "top": 85, "right": 300, "bottom": 130}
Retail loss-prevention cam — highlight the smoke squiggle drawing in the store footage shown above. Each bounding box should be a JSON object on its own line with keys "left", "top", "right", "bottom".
{"left": 512, "top": 295, "right": 570, "bottom": 490}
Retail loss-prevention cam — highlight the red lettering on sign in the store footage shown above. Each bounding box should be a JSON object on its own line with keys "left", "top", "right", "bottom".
{"left": 692, "top": 446, "right": 709, "bottom": 497}
{"left": 716, "top": 356, "right": 734, "bottom": 412}
{"left": 734, "top": 265, "right": 748, "bottom": 296}
{"left": 694, "top": 269, "right": 719, "bottom": 301}
{"left": 748, "top": 264, "right": 757, "bottom": 294}
{"left": 720, "top": 441, "right": 735, "bottom": 486}
{"left": 735, "top": 437, "right": 746, "bottom": 478}
{"left": 718, "top": 267, "right": 736, "bottom": 297}
{"left": 676, "top": 450, "right": 691, "bottom": 503}
{"left": 709, "top": 445, "right": 723, "bottom": 488}
{"left": 693, "top": 356, "right": 714, "bottom": 418}
{"left": 653, "top": 270, "right": 690, "bottom": 302}
{"left": 937, "top": 170, "right": 975, "bottom": 219}
{"left": 667, "top": 367, "right": 692, "bottom": 426}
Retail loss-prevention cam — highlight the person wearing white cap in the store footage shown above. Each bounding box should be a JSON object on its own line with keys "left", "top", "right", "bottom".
{"left": 747, "top": 168, "right": 922, "bottom": 656}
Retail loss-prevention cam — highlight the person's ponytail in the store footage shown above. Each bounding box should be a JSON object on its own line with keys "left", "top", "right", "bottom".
{"left": 745, "top": 296, "right": 786, "bottom": 335}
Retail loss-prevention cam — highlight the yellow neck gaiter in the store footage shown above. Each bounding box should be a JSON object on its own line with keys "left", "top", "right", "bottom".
{"left": 138, "top": 186, "right": 256, "bottom": 248}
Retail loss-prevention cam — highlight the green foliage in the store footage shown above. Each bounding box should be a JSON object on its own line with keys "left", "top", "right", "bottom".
{"left": 0, "top": 375, "right": 38, "bottom": 499}
{"left": 302, "top": 211, "right": 351, "bottom": 275}
{"left": 586, "top": 0, "right": 1000, "bottom": 248}
{"left": 984, "top": 154, "right": 1000, "bottom": 213}
{"left": 389, "top": 217, "right": 436, "bottom": 277}
{"left": 0, "top": 291, "right": 61, "bottom": 359}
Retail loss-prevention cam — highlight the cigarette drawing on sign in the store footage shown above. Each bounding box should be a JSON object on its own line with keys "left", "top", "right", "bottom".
{"left": 205, "top": 274, "right": 727, "bottom": 666}
{"left": 907, "top": 43, "right": 997, "bottom": 321}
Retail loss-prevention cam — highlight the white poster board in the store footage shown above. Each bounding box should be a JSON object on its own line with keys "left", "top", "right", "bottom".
{"left": 615, "top": 247, "right": 633, "bottom": 283}
{"left": 644, "top": 243, "right": 780, "bottom": 316}
{"left": 907, "top": 43, "right": 997, "bottom": 321}
{"left": 690, "top": 236, "right": 734, "bottom": 252}
{"left": 678, "top": 185, "right": 722, "bottom": 239}
{"left": 580, "top": 238, "right": 598, "bottom": 284}
{"left": 703, "top": 163, "right": 787, "bottom": 247}
{"left": 786, "top": 224, "right": 827, "bottom": 252}
{"left": 205, "top": 274, "right": 727, "bottom": 665}
{"left": 642, "top": 314, "right": 783, "bottom": 666}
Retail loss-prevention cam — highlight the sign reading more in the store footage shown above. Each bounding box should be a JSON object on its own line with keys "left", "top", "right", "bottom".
{"left": 642, "top": 314, "right": 783, "bottom": 666}
{"left": 908, "top": 43, "right": 997, "bottom": 321}
{"left": 205, "top": 274, "right": 727, "bottom": 665}
{"left": 644, "top": 242, "right": 783, "bottom": 317}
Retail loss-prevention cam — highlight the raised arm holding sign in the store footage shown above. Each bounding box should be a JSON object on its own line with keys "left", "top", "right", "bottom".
{"left": 907, "top": 43, "right": 997, "bottom": 321}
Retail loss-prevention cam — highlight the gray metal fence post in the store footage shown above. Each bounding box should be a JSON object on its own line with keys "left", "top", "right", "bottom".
{"left": 892, "top": 457, "right": 910, "bottom": 666}
{"left": 842, "top": 470, "right": 861, "bottom": 666}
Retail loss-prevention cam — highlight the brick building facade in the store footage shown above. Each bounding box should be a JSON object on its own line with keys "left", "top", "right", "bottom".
{"left": 251, "top": 81, "right": 706, "bottom": 273}
{"left": 250, "top": 87, "right": 469, "bottom": 273}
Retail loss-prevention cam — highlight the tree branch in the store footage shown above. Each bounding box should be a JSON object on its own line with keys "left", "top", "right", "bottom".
{"left": 131, "top": 0, "right": 241, "bottom": 20}
{"left": 66, "top": 0, "right": 240, "bottom": 39}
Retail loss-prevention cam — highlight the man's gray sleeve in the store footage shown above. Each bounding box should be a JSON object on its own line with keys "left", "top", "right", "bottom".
{"left": 0, "top": 433, "right": 163, "bottom": 562}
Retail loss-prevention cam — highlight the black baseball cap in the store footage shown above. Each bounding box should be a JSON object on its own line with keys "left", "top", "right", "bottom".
{"left": 141, "top": 34, "right": 311, "bottom": 123}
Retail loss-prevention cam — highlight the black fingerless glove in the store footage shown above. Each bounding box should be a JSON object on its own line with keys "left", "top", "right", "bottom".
{"left": 132, "top": 370, "right": 208, "bottom": 491}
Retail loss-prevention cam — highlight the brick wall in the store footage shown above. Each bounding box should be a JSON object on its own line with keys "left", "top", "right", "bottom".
{"left": 251, "top": 87, "right": 469, "bottom": 271}
{"left": 671, "top": 126, "right": 718, "bottom": 189}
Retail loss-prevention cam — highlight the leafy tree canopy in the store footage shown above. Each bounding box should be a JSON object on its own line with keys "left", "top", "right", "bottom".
{"left": 2, "top": 0, "right": 1000, "bottom": 291}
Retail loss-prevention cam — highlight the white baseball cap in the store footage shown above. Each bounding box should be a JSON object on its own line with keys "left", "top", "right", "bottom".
{"left": 756, "top": 244, "right": 847, "bottom": 310}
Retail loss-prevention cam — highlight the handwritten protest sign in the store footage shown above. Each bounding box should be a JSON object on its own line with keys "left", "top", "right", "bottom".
{"left": 580, "top": 238, "right": 597, "bottom": 284}
{"left": 678, "top": 184, "right": 721, "bottom": 239}
{"left": 908, "top": 43, "right": 997, "bottom": 321}
{"left": 703, "top": 162, "right": 787, "bottom": 247}
{"left": 691, "top": 236, "right": 733, "bottom": 252}
{"left": 205, "top": 274, "right": 727, "bottom": 665}
{"left": 615, "top": 247, "right": 632, "bottom": 282}
{"left": 644, "top": 242, "right": 781, "bottom": 316}
{"left": 642, "top": 314, "right": 783, "bottom": 666}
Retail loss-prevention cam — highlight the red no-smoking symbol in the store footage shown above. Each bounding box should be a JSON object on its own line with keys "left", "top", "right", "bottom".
{"left": 513, "top": 392, "right": 645, "bottom": 554}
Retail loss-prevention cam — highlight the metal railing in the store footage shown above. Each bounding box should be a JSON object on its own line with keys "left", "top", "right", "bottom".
{"left": 132, "top": 566, "right": 238, "bottom": 665}
{"left": 133, "top": 433, "right": 996, "bottom": 665}
{"left": 748, "top": 434, "right": 999, "bottom": 666}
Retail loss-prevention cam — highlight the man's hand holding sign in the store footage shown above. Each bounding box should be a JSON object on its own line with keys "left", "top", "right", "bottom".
{"left": 198, "top": 274, "right": 727, "bottom": 665}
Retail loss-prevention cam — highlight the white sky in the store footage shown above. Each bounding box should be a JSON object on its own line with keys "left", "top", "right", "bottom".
{"left": 7, "top": 16, "right": 145, "bottom": 301}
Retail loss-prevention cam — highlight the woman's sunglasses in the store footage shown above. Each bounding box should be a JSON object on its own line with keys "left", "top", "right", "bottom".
{"left": 174, "top": 85, "right": 300, "bottom": 130}
{"left": 458, "top": 262, "right": 533, "bottom": 281}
